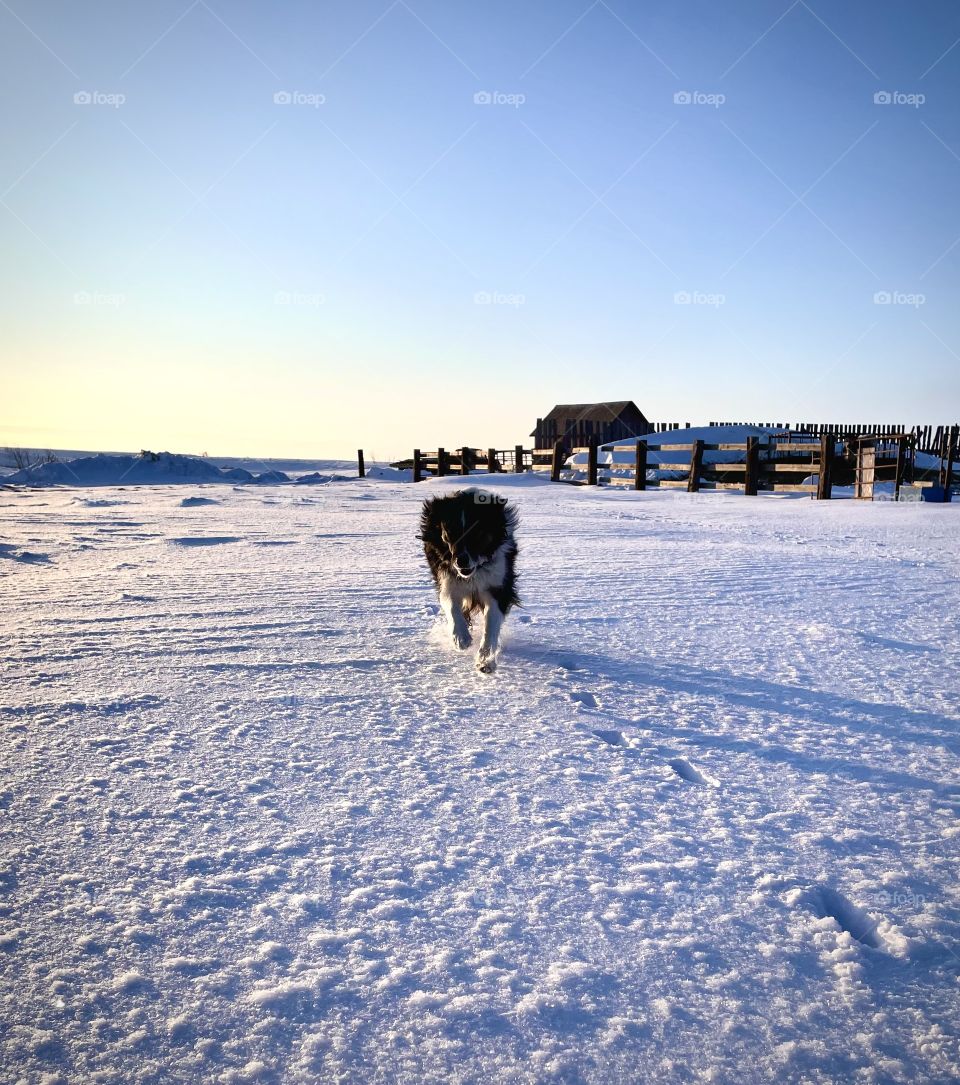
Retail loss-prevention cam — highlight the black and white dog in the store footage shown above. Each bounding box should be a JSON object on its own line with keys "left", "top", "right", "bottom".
{"left": 420, "top": 489, "right": 519, "bottom": 673}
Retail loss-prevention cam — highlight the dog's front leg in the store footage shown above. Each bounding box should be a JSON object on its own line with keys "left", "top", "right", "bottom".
{"left": 440, "top": 576, "right": 472, "bottom": 650}
{"left": 476, "top": 599, "right": 504, "bottom": 673}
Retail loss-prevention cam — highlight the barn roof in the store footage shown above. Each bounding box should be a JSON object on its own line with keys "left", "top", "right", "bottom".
{"left": 540, "top": 401, "right": 646, "bottom": 424}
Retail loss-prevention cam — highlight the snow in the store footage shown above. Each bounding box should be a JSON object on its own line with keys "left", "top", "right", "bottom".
{"left": 1, "top": 477, "right": 959, "bottom": 1083}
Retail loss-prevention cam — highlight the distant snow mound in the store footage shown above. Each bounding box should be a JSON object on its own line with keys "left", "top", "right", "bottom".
{"left": 365, "top": 465, "right": 413, "bottom": 482}
{"left": 293, "top": 466, "right": 412, "bottom": 484}
{"left": 222, "top": 467, "right": 256, "bottom": 482}
{"left": 7, "top": 452, "right": 292, "bottom": 488}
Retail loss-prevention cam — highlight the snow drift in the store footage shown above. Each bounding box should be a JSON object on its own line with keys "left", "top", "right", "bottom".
{"left": 6, "top": 452, "right": 291, "bottom": 488}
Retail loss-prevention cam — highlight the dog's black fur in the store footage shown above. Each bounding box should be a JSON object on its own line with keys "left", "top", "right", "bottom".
{"left": 420, "top": 489, "right": 519, "bottom": 672}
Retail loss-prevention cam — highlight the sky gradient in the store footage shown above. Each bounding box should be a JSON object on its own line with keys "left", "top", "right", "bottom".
{"left": 2, "top": 0, "right": 959, "bottom": 459}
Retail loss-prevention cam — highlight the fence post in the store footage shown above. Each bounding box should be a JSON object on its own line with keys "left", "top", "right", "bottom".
{"left": 550, "top": 440, "right": 564, "bottom": 483}
{"left": 437, "top": 447, "right": 447, "bottom": 477}
{"left": 687, "top": 439, "right": 704, "bottom": 493}
{"left": 634, "top": 440, "right": 647, "bottom": 491}
{"left": 745, "top": 436, "right": 759, "bottom": 496}
{"left": 893, "top": 434, "right": 906, "bottom": 499}
{"left": 855, "top": 439, "right": 875, "bottom": 500}
{"left": 817, "top": 433, "right": 833, "bottom": 500}
{"left": 487, "top": 447, "right": 498, "bottom": 474}
{"left": 514, "top": 444, "right": 524, "bottom": 473}
{"left": 941, "top": 425, "right": 957, "bottom": 501}
{"left": 413, "top": 449, "right": 422, "bottom": 483}
{"left": 460, "top": 447, "right": 471, "bottom": 476}
{"left": 357, "top": 450, "right": 365, "bottom": 478}
{"left": 587, "top": 440, "right": 598, "bottom": 486}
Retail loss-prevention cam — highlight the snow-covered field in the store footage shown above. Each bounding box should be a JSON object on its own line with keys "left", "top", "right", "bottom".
{"left": 2, "top": 476, "right": 959, "bottom": 1083}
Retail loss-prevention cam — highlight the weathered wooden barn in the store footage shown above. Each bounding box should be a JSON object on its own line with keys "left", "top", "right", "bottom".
{"left": 532, "top": 401, "right": 651, "bottom": 448}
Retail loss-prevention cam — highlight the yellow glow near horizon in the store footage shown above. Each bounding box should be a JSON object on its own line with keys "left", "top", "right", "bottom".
{"left": 2, "top": 352, "right": 543, "bottom": 462}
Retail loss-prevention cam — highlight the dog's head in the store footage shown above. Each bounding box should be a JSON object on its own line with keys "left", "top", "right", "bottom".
{"left": 420, "top": 489, "right": 516, "bottom": 579}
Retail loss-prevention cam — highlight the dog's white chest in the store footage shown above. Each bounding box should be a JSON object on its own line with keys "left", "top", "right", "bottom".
{"left": 440, "top": 541, "right": 511, "bottom": 601}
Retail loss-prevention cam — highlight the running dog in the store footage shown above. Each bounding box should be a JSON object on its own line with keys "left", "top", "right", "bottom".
{"left": 420, "top": 489, "right": 519, "bottom": 673}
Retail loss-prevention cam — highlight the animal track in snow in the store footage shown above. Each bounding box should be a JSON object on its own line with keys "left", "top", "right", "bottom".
{"left": 569, "top": 691, "right": 599, "bottom": 709}
{"left": 797, "top": 885, "right": 885, "bottom": 950}
{"left": 667, "top": 758, "right": 719, "bottom": 787}
{"left": 593, "top": 729, "right": 627, "bottom": 748}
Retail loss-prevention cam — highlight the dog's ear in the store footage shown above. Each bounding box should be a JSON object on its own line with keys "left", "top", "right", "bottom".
{"left": 418, "top": 497, "right": 443, "bottom": 543}
{"left": 502, "top": 500, "right": 518, "bottom": 535}
{"left": 485, "top": 497, "right": 517, "bottom": 535}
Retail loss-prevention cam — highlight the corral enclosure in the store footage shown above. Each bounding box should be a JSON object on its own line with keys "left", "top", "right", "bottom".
{"left": 410, "top": 423, "right": 960, "bottom": 501}
{"left": 1, "top": 474, "right": 959, "bottom": 1083}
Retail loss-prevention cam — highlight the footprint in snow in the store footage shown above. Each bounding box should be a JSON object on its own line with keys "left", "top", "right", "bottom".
{"left": 569, "top": 691, "right": 599, "bottom": 709}
{"left": 667, "top": 758, "right": 719, "bottom": 787}
{"left": 795, "top": 885, "right": 887, "bottom": 951}
{"left": 593, "top": 729, "right": 627, "bottom": 748}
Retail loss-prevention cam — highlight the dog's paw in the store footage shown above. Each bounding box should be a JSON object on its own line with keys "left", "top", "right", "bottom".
{"left": 476, "top": 654, "right": 497, "bottom": 674}
{"left": 452, "top": 630, "right": 472, "bottom": 650}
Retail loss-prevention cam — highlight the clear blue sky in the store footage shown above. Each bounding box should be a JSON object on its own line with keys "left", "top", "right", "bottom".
{"left": 1, "top": 0, "right": 958, "bottom": 458}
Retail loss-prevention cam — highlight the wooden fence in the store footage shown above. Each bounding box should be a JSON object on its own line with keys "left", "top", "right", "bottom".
{"left": 412, "top": 446, "right": 531, "bottom": 482}
{"left": 387, "top": 424, "right": 957, "bottom": 501}
{"left": 710, "top": 421, "right": 960, "bottom": 457}
{"left": 563, "top": 436, "right": 764, "bottom": 494}
{"left": 553, "top": 431, "right": 936, "bottom": 499}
